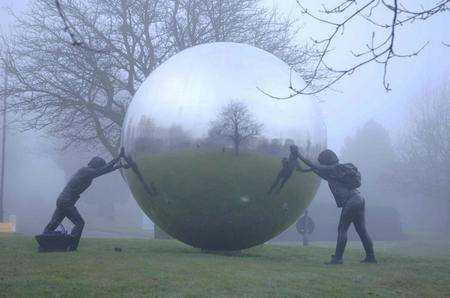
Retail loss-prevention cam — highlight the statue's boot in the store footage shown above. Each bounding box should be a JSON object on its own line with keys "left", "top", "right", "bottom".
{"left": 360, "top": 254, "right": 377, "bottom": 263}
{"left": 325, "top": 255, "right": 343, "bottom": 265}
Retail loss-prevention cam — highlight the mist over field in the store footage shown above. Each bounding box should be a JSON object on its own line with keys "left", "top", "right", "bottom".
{"left": 0, "top": 0, "right": 449, "bottom": 244}
{"left": 5, "top": 112, "right": 448, "bottom": 240}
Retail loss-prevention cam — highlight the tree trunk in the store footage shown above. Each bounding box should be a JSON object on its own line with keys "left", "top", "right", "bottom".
{"left": 233, "top": 141, "right": 239, "bottom": 156}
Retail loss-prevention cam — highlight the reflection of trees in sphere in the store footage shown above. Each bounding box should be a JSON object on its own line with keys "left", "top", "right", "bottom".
{"left": 121, "top": 42, "right": 327, "bottom": 250}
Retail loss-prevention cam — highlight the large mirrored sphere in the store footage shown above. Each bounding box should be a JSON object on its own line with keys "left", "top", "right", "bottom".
{"left": 122, "top": 42, "right": 327, "bottom": 250}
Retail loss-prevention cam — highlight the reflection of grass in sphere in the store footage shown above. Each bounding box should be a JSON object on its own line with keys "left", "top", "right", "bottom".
{"left": 125, "top": 150, "right": 320, "bottom": 250}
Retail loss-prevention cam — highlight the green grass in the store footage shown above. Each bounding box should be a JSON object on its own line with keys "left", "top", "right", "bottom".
{"left": 125, "top": 150, "right": 320, "bottom": 250}
{"left": 1, "top": 235, "right": 450, "bottom": 297}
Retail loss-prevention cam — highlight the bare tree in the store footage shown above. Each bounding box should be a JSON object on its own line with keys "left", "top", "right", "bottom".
{"left": 0, "top": 0, "right": 313, "bottom": 156}
{"left": 209, "top": 101, "right": 262, "bottom": 155}
{"left": 396, "top": 84, "right": 450, "bottom": 227}
{"left": 266, "top": 0, "right": 450, "bottom": 98}
{"left": 340, "top": 120, "right": 397, "bottom": 205}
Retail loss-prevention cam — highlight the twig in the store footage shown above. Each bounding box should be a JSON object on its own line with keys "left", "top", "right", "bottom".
{"left": 260, "top": 0, "right": 450, "bottom": 99}
{"left": 55, "top": 0, "right": 107, "bottom": 53}
{"left": 320, "top": 0, "right": 357, "bottom": 14}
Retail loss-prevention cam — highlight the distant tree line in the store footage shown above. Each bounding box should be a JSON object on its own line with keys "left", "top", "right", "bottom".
{"left": 337, "top": 84, "right": 450, "bottom": 232}
{"left": 124, "top": 100, "right": 321, "bottom": 159}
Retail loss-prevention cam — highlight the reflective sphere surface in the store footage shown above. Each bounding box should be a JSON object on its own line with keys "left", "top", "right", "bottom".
{"left": 122, "top": 42, "right": 327, "bottom": 250}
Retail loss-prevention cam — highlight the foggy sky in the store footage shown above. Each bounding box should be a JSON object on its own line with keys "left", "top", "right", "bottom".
{"left": 2, "top": 0, "right": 449, "bottom": 151}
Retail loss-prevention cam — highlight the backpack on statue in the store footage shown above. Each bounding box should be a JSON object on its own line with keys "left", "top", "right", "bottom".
{"left": 336, "top": 163, "right": 361, "bottom": 189}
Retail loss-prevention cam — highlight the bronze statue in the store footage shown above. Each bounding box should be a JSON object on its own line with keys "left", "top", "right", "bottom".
{"left": 294, "top": 148, "right": 376, "bottom": 264}
{"left": 42, "top": 149, "right": 129, "bottom": 251}
{"left": 268, "top": 145, "right": 312, "bottom": 195}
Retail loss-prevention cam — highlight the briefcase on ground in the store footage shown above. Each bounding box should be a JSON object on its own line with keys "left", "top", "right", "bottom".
{"left": 35, "top": 225, "right": 74, "bottom": 252}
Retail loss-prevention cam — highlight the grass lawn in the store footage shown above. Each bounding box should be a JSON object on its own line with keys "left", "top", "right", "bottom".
{"left": 1, "top": 235, "right": 450, "bottom": 297}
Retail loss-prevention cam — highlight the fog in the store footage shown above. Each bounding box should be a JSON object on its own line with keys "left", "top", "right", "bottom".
{"left": 2, "top": 131, "right": 146, "bottom": 236}
{"left": 0, "top": 0, "right": 449, "bottom": 243}
{"left": 3, "top": 132, "right": 66, "bottom": 233}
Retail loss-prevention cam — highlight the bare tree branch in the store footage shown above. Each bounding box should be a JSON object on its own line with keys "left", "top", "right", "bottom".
{"left": 55, "top": 0, "right": 108, "bottom": 53}
{"left": 263, "top": 0, "right": 450, "bottom": 99}
{"left": 1, "top": 0, "right": 314, "bottom": 155}
{"left": 320, "top": 0, "right": 357, "bottom": 14}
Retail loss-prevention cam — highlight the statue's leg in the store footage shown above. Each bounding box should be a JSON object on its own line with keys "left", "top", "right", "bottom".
{"left": 353, "top": 198, "right": 375, "bottom": 259}
{"left": 334, "top": 202, "right": 354, "bottom": 260}
{"left": 276, "top": 177, "right": 288, "bottom": 193}
{"left": 276, "top": 172, "right": 293, "bottom": 194}
{"left": 66, "top": 206, "right": 85, "bottom": 250}
{"left": 43, "top": 206, "right": 65, "bottom": 234}
{"left": 268, "top": 175, "right": 281, "bottom": 194}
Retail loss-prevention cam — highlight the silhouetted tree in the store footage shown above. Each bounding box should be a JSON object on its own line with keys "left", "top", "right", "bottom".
{"left": 340, "top": 120, "right": 397, "bottom": 205}
{"left": 130, "top": 116, "right": 192, "bottom": 155}
{"left": 209, "top": 101, "right": 262, "bottom": 155}
{"left": 397, "top": 84, "right": 450, "bottom": 228}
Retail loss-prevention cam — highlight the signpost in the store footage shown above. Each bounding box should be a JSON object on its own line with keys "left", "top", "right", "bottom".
{"left": 296, "top": 210, "right": 315, "bottom": 246}
{"left": 0, "top": 67, "right": 7, "bottom": 223}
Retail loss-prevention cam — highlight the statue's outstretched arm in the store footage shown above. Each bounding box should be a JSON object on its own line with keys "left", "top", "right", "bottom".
{"left": 296, "top": 152, "right": 334, "bottom": 178}
{"left": 296, "top": 162, "right": 313, "bottom": 173}
{"left": 90, "top": 157, "right": 121, "bottom": 178}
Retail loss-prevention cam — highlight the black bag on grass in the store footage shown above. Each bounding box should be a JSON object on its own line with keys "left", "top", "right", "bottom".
{"left": 35, "top": 225, "right": 74, "bottom": 252}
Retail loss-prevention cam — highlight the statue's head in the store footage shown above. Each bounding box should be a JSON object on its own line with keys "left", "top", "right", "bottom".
{"left": 289, "top": 145, "right": 299, "bottom": 155}
{"left": 88, "top": 156, "right": 107, "bottom": 169}
{"left": 318, "top": 149, "right": 339, "bottom": 165}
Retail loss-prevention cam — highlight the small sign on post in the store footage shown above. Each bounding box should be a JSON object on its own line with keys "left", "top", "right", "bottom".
{"left": 296, "top": 210, "right": 315, "bottom": 246}
{"left": 0, "top": 222, "right": 14, "bottom": 233}
{"left": 0, "top": 215, "right": 17, "bottom": 233}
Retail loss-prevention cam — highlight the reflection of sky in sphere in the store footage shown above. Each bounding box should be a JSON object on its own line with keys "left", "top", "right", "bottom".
{"left": 123, "top": 42, "right": 326, "bottom": 151}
